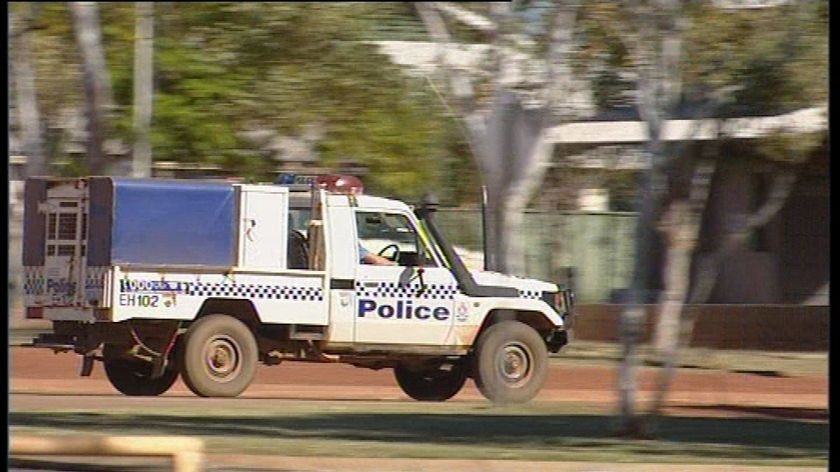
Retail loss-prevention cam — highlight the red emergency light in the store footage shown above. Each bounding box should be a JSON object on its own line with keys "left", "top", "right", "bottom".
{"left": 276, "top": 173, "right": 364, "bottom": 194}
{"left": 316, "top": 174, "right": 364, "bottom": 194}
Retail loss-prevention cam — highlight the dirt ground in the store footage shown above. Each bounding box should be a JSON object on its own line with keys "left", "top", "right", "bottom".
{"left": 9, "top": 346, "right": 827, "bottom": 418}
{"left": 9, "top": 346, "right": 828, "bottom": 471}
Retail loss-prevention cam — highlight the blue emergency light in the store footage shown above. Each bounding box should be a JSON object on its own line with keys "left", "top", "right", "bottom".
{"left": 275, "top": 173, "right": 316, "bottom": 186}
{"left": 274, "top": 173, "right": 364, "bottom": 194}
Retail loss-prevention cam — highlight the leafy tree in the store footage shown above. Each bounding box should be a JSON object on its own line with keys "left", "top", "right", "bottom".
{"left": 576, "top": 0, "right": 826, "bottom": 438}
{"left": 415, "top": 1, "right": 588, "bottom": 275}
{"left": 18, "top": 2, "right": 461, "bottom": 201}
{"left": 10, "top": 2, "right": 47, "bottom": 177}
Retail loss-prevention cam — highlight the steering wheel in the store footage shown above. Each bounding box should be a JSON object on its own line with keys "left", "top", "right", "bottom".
{"left": 378, "top": 244, "right": 401, "bottom": 262}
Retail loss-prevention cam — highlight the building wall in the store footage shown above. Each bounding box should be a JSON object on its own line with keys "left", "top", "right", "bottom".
{"left": 703, "top": 167, "right": 781, "bottom": 303}
{"left": 776, "top": 165, "right": 830, "bottom": 303}
{"left": 572, "top": 304, "right": 828, "bottom": 351}
{"left": 698, "top": 150, "right": 828, "bottom": 304}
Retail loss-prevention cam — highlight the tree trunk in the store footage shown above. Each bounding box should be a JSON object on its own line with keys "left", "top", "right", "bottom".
{"left": 476, "top": 91, "right": 554, "bottom": 275}
{"left": 415, "top": 3, "right": 577, "bottom": 277}
{"left": 132, "top": 1, "right": 154, "bottom": 178}
{"left": 616, "top": 0, "right": 688, "bottom": 437}
{"left": 10, "top": 4, "right": 47, "bottom": 177}
{"left": 689, "top": 171, "right": 797, "bottom": 305}
{"left": 71, "top": 1, "right": 115, "bottom": 175}
{"left": 645, "top": 155, "right": 716, "bottom": 419}
{"left": 616, "top": 167, "right": 661, "bottom": 438}
{"left": 647, "top": 163, "right": 796, "bottom": 422}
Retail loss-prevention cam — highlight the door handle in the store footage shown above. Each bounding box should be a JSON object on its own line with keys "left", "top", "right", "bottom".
{"left": 413, "top": 267, "right": 427, "bottom": 294}
{"left": 245, "top": 219, "right": 256, "bottom": 241}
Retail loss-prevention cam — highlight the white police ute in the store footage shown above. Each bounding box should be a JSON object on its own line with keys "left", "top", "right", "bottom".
{"left": 21, "top": 175, "right": 574, "bottom": 404}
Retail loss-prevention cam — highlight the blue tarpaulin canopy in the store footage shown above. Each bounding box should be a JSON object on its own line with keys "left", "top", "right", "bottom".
{"left": 21, "top": 177, "right": 237, "bottom": 268}
{"left": 108, "top": 178, "right": 237, "bottom": 266}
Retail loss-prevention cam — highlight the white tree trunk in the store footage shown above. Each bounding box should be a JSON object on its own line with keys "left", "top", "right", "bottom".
{"left": 415, "top": 3, "right": 577, "bottom": 275}
{"left": 647, "top": 159, "right": 716, "bottom": 418}
{"left": 480, "top": 91, "right": 554, "bottom": 275}
{"left": 10, "top": 5, "right": 47, "bottom": 177}
{"left": 689, "top": 171, "right": 797, "bottom": 305}
{"left": 132, "top": 1, "right": 154, "bottom": 178}
{"left": 617, "top": 0, "right": 687, "bottom": 437}
{"left": 71, "top": 1, "right": 115, "bottom": 175}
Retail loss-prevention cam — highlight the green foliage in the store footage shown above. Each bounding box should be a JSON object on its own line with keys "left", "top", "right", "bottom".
{"left": 754, "top": 131, "right": 826, "bottom": 165}
{"left": 23, "top": 2, "right": 460, "bottom": 200}
{"left": 18, "top": 2, "right": 827, "bottom": 197}
{"left": 576, "top": 1, "right": 827, "bottom": 116}
{"left": 682, "top": 1, "right": 827, "bottom": 116}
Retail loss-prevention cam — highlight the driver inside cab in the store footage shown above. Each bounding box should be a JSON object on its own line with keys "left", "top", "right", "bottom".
{"left": 327, "top": 176, "right": 398, "bottom": 267}
{"left": 359, "top": 244, "right": 397, "bottom": 266}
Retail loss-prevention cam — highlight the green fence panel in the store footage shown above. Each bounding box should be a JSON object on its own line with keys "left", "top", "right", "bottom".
{"left": 436, "top": 208, "right": 637, "bottom": 303}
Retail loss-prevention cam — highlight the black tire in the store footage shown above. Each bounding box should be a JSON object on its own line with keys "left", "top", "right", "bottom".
{"left": 472, "top": 320, "right": 548, "bottom": 405}
{"left": 394, "top": 361, "right": 467, "bottom": 401}
{"left": 179, "top": 314, "right": 258, "bottom": 398}
{"left": 102, "top": 344, "right": 179, "bottom": 396}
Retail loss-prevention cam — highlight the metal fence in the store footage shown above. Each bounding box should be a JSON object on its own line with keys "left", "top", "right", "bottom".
{"left": 436, "top": 208, "right": 638, "bottom": 303}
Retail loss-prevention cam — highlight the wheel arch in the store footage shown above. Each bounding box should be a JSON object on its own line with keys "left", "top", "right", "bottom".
{"left": 194, "top": 298, "right": 261, "bottom": 330}
{"left": 475, "top": 309, "right": 556, "bottom": 343}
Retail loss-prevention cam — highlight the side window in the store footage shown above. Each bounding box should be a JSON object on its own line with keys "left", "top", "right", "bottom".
{"left": 288, "top": 209, "right": 311, "bottom": 236}
{"left": 355, "top": 211, "right": 437, "bottom": 267}
{"left": 286, "top": 208, "right": 312, "bottom": 270}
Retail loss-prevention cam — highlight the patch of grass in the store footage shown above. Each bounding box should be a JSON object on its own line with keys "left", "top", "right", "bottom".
{"left": 8, "top": 401, "right": 828, "bottom": 467}
{"left": 554, "top": 341, "right": 828, "bottom": 377}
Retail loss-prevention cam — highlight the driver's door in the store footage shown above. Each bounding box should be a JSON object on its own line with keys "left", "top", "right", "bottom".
{"left": 353, "top": 210, "right": 457, "bottom": 346}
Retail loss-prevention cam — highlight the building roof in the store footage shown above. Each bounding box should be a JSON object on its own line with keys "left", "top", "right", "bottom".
{"left": 372, "top": 40, "right": 826, "bottom": 145}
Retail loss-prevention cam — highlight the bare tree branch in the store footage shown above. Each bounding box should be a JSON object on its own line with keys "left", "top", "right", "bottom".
{"left": 688, "top": 170, "right": 797, "bottom": 304}
{"left": 423, "top": 74, "right": 483, "bottom": 164}
{"left": 543, "top": 1, "right": 581, "bottom": 117}
{"left": 435, "top": 3, "right": 497, "bottom": 33}
{"left": 131, "top": 1, "right": 154, "bottom": 178}
{"left": 71, "top": 1, "right": 116, "bottom": 174}
{"left": 487, "top": 3, "right": 510, "bottom": 98}
{"left": 645, "top": 157, "right": 716, "bottom": 418}
{"left": 687, "top": 160, "right": 717, "bottom": 215}
{"left": 10, "top": 3, "right": 47, "bottom": 177}
{"left": 414, "top": 3, "right": 479, "bottom": 118}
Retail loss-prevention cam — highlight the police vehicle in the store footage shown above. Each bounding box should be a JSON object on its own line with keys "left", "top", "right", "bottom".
{"left": 21, "top": 174, "right": 574, "bottom": 404}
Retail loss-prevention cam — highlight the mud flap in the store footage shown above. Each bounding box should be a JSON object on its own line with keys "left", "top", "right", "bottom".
{"left": 80, "top": 353, "right": 95, "bottom": 377}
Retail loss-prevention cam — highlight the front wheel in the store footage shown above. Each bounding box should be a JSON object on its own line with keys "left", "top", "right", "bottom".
{"left": 179, "top": 315, "right": 258, "bottom": 398}
{"left": 472, "top": 321, "right": 548, "bottom": 405}
{"left": 102, "top": 344, "right": 179, "bottom": 396}
{"left": 394, "top": 361, "right": 467, "bottom": 401}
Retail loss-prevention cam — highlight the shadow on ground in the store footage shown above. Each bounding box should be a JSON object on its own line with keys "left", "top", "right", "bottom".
{"left": 679, "top": 405, "right": 828, "bottom": 421}
{"left": 9, "top": 409, "right": 828, "bottom": 463}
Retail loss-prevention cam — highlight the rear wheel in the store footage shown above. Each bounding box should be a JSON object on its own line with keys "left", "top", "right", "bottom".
{"left": 102, "top": 344, "right": 179, "bottom": 396}
{"left": 394, "top": 361, "right": 467, "bottom": 401}
{"left": 179, "top": 314, "right": 258, "bottom": 398}
{"left": 472, "top": 320, "right": 548, "bottom": 405}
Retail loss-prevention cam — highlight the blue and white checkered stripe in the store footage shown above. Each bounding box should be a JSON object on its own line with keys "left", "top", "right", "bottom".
{"left": 23, "top": 267, "right": 46, "bottom": 295}
{"left": 518, "top": 289, "right": 542, "bottom": 300}
{"left": 355, "top": 281, "right": 460, "bottom": 300}
{"left": 185, "top": 282, "right": 324, "bottom": 301}
{"left": 85, "top": 266, "right": 109, "bottom": 290}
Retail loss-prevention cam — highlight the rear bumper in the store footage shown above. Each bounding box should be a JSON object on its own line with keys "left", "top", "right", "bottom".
{"left": 24, "top": 332, "right": 78, "bottom": 352}
{"left": 26, "top": 307, "right": 111, "bottom": 322}
{"left": 24, "top": 320, "right": 131, "bottom": 354}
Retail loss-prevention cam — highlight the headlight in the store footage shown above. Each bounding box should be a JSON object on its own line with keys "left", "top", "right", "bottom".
{"left": 554, "top": 292, "right": 566, "bottom": 313}
{"left": 555, "top": 289, "right": 575, "bottom": 314}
